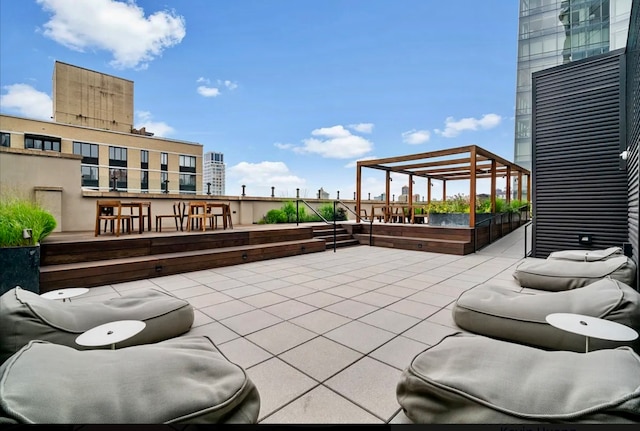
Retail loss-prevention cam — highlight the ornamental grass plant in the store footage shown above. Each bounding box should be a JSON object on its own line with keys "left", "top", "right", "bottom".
{"left": 0, "top": 197, "right": 57, "bottom": 247}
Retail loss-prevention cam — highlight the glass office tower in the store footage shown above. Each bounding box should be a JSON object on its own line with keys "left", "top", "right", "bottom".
{"left": 514, "top": 0, "right": 632, "bottom": 171}
{"left": 203, "top": 151, "right": 226, "bottom": 195}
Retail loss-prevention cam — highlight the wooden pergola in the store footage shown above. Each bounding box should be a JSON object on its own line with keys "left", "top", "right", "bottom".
{"left": 355, "top": 145, "right": 531, "bottom": 227}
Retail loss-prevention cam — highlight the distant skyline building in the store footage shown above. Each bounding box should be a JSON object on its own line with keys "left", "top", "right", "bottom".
{"left": 514, "top": 0, "right": 632, "bottom": 171}
{"left": 203, "top": 151, "right": 225, "bottom": 195}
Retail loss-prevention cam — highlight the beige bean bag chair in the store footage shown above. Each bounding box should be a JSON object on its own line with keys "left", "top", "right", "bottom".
{"left": 397, "top": 333, "right": 640, "bottom": 424}
{"left": 513, "top": 256, "right": 636, "bottom": 290}
{"left": 0, "top": 287, "right": 194, "bottom": 363}
{"left": 547, "top": 246, "right": 623, "bottom": 262}
{"left": 452, "top": 277, "right": 640, "bottom": 352}
{"left": 0, "top": 336, "right": 260, "bottom": 424}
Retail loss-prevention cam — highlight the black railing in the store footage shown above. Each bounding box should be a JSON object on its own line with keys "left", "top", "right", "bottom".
{"left": 473, "top": 205, "right": 531, "bottom": 253}
{"left": 335, "top": 200, "right": 375, "bottom": 246}
{"left": 523, "top": 220, "right": 533, "bottom": 258}
{"left": 296, "top": 199, "right": 336, "bottom": 252}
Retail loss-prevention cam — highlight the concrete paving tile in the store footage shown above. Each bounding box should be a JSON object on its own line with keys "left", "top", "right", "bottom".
{"left": 279, "top": 336, "right": 363, "bottom": 381}
{"left": 389, "top": 408, "right": 414, "bottom": 424}
{"left": 351, "top": 291, "right": 399, "bottom": 307}
{"left": 223, "top": 284, "right": 266, "bottom": 299}
{"left": 246, "top": 321, "right": 316, "bottom": 354}
{"left": 186, "top": 291, "right": 234, "bottom": 308}
{"left": 426, "top": 308, "right": 459, "bottom": 329}
{"left": 374, "top": 285, "right": 420, "bottom": 298}
{"left": 220, "top": 309, "right": 282, "bottom": 336}
{"left": 261, "top": 385, "right": 382, "bottom": 424}
{"left": 369, "top": 336, "right": 429, "bottom": 370}
{"left": 290, "top": 309, "right": 351, "bottom": 334}
{"left": 300, "top": 278, "right": 339, "bottom": 290}
{"left": 204, "top": 278, "right": 246, "bottom": 291}
{"left": 262, "top": 299, "right": 317, "bottom": 320}
{"left": 246, "top": 358, "right": 317, "bottom": 421}
{"left": 325, "top": 357, "right": 403, "bottom": 421}
{"left": 241, "top": 291, "right": 289, "bottom": 308}
{"left": 324, "top": 299, "right": 378, "bottom": 319}
{"left": 402, "top": 320, "right": 460, "bottom": 346}
{"left": 324, "top": 321, "right": 395, "bottom": 354}
{"left": 191, "top": 309, "right": 214, "bottom": 327}
{"left": 385, "top": 299, "right": 441, "bottom": 319}
{"left": 296, "top": 291, "right": 344, "bottom": 308}
{"left": 272, "top": 284, "right": 316, "bottom": 298}
{"left": 324, "top": 284, "right": 368, "bottom": 298}
{"left": 358, "top": 308, "right": 420, "bottom": 334}
{"left": 151, "top": 275, "right": 201, "bottom": 291}
{"left": 168, "top": 284, "right": 215, "bottom": 299}
{"left": 217, "top": 337, "right": 273, "bottom": 369}
{"left": 111, "top": 279, "right": 157, "bottom": 292}
{"left": 199, "top": 299, "right": 255, "bottom": 320}
{"left": 406, "top": 290, "right": 456, "bottom": 308}
{"left": 184, "top": 321, "right": 239, "bottom": 344}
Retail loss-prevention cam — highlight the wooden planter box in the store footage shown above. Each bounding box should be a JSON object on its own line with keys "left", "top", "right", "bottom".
{"left": 0, "top": 245, "right": 40, "bottom": 295}
{"left": 428, "top": 213, "right": 493, "bottom": 227}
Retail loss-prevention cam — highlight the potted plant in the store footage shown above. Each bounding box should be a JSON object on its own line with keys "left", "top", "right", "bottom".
{"left": 0, "top": 197, "right": 57, "bottom": 295}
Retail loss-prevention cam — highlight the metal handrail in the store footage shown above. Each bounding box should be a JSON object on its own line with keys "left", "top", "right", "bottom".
{"left": 296, "top": 199, "right": 335, "bottom": 252}
{"left": 335, "top": 199, "right": 375, "bottom": 246}
{"left": 523, "top": 220, "right": 533, "bottom": 258}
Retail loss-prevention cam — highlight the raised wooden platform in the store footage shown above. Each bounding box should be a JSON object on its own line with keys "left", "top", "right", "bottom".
{"left": 39, "top": 226, "right": 327, "bottom": 292}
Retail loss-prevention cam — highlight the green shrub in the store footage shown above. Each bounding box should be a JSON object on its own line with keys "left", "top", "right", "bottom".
{"left": 264, "top": 209, "right": 287, "bottom": 224}
{"left": 0, "top": 198, "right": 57, "bottom": 247}
{"left": 282, "top": 201, "right": 296, "bottom": 222}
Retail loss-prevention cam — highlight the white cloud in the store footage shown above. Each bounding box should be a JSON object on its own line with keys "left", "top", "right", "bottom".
{"left": 196, "top": 77, "right": 210, "bottom": 84}
{"left": 401, "top": 129, "right": 431, "bottom": 145}
{"left": 434, "top": 113, "right": 502, "bottom": 138}
{"left": 291, "top": 125, "right": 373, "bottom": 159}
{"left": 135, "top": 111, "right": 174, "bottom": 137}
{"left": 0, "top": 84, "right": 52, "bottom": 120}
{"left": 274, "top": 142, "right": 294, "bottom": 150}
{"left": 37, "top": 0, "right": 186, "bottom": 69}
{"left": 221, "top": 80, "right": 238, "bottom": 90}
{"left": 348, "top": 123, "right": 374, "bottom": 133}
{"left": 228, "top": 161, "right": 306, "bottom": 189}
{"left": 197, "top": 86, "right": 220, "bottom": 97}
{"left": 344, "top": 156, "right": 378, "bottom": 168}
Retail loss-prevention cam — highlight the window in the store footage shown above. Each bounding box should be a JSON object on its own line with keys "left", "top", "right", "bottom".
{"left": 109, "top": 168, "right": 128, "bottom": 190}
{"left": 141, "top": 170, "right": 149, "bottom": 192}
{"left": 81, "top": 166, "right": 99, "bottom": 188}
{"left": 179, "top": 155, "right": 196, "bottom": 173}
{"left": 140, "top": 150, "right": 149, "bottom": 169}
{"left": 109, "top": 146, "right": 127, "bottom": 162}
{"left": 161, "top": 152, "right": 168, "bottom": 170}
{"left": 25, "top": 134, "right": 60, "bottom": 152}
{"left": 73, "top": 141, "right": 99, "bottom": 164}
{"left": 160, "top": 171, "right": 169, "bottom": 192}
{"left": 179, "top": 173, "right": 196, "bottom": 193}
{"left": 1, "top": 132, "right": 10, "bottom": 147}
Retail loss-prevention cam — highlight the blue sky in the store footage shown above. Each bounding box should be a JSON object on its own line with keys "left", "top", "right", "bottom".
{"left": 0, "top": 0, "right": 520, "bottom": 199}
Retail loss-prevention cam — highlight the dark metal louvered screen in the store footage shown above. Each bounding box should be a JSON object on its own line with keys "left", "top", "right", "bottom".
{"left": 626, "top": 0, "right": 640, "bottom": 287}
{"left": 532, "top": 51, "right": 628, "bottom": 258}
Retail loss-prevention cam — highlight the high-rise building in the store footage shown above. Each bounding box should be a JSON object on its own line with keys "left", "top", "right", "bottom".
{"left": 514, "top": 0, "right": 632, "bottom": 171}
{"left": 203, "top": 151, "right": 225, "bottom": 195}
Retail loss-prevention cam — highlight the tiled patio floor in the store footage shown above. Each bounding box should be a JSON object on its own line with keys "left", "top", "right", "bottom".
{"left": 74, "top": 225, "right": 530, "bottom": 424}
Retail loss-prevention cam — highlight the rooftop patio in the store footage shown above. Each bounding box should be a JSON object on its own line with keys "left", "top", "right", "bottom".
{"left": 68, "top": 225, "right": 530, "bottom": 424}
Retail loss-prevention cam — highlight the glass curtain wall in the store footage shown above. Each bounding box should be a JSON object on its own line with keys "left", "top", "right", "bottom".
{"left": 514, "top": 0, "right": 632, "bottom": 171}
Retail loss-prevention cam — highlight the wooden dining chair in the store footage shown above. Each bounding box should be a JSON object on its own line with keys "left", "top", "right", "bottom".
{"left": 155, "top": 201, "right": 185, "bottom": 232}
{"left": 94, "top": 201, "right": 131, "bottom": 237}
{"left": 186, "top": 202, "right": 208, "bottom": 232}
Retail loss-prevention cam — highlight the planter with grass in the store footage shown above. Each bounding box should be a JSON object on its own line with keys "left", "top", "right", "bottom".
{"left": 0, "top": 198, "right": 57, "bottom": 295}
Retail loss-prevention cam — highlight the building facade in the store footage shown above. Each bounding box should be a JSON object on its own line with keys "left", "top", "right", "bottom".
{"left": 203, "top": 151, "right": 226, "bottom": 195}
{"left": 514, "top": 0, "right": 632, "bottom": 171}
{"left": 0, "top": 62, "right": 203, "bottom": 194}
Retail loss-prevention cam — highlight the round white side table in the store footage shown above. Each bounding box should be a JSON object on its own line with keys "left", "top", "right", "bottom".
{"left": 546, "top": 313, "right": 639, "bottom": 352}
{"left": 75, "top": 320, "right": 146, "bottom": 350}
{"left": 40, "top": 288, "right": 89, "bottom": 302}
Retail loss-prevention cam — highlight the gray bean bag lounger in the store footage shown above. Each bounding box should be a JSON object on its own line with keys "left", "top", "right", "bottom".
{"left": 513, "top": 255, "right": 636, "bottom": 290}
{"left": 397, "top": 333, "right": 640, "bottom": 424}
{"left": 0, "top": 336, "right": 260, "bottom": 424}
{"left": 547, "top": 246, "right": 623, "bottom": 262}
{"left": 452, "top": 277, "right": 640, "bottom": 352}
{"left": 0, "top": 287, "right": 194, "bottom": 363}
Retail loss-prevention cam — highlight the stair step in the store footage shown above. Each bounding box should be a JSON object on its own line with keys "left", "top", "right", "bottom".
{"left": 325, "top": 239, "right": 360, "bottom": 249}
{"left": 40, "top": 238, "right": 326, "bottom": 291}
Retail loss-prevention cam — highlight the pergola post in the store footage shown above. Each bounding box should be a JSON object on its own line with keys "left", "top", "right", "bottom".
{"left": 490, "top": 159, "right": 497, "bottom": 213}
{"left": 356, "top": 163, "right": 362, "bottom": 222}
{"left": 527, "top": 173, "right": 531, "bottom": 203}
{"left": 408, "top": 174, "right": 414, "bottom": 223}
{"left": 517, "top": 171, "right": 523, "bottom": 201}
{"left": 385, "top": 171, "right": 391, "bottom": 223}
{"left": 506, "top": 166, "right": 512, "bottom": 204}
{"left": 427, "top": 178, "right": 432, "bottom": 204}
{"left": 469, "top": 147, "right": 477, "bottom": 227}
{"left": 442, "top": 180, "right": 447, "bottom": 201}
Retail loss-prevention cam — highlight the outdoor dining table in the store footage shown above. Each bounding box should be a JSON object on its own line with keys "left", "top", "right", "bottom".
{"left": 121, "top": 201, "right": 152, "bottom": 234}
